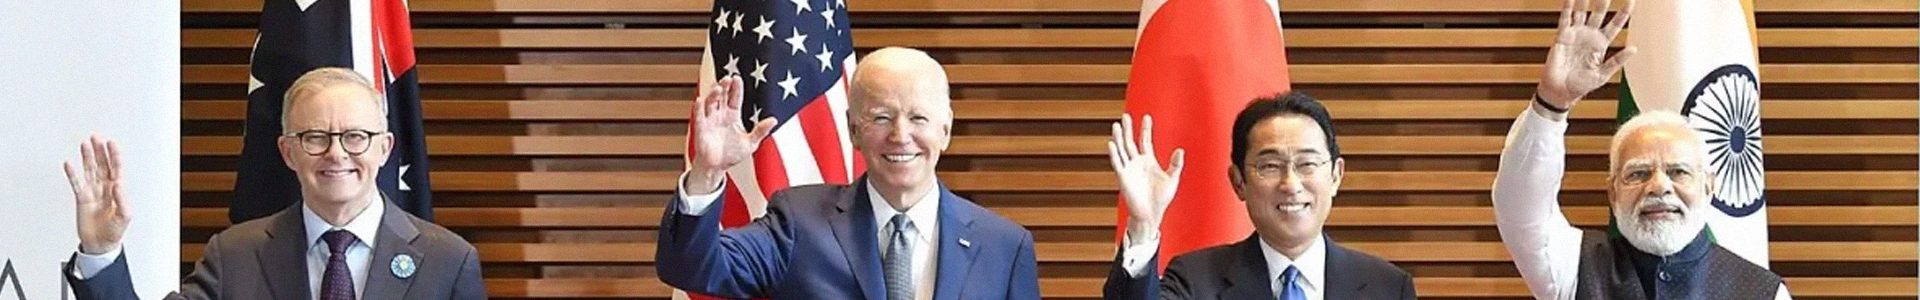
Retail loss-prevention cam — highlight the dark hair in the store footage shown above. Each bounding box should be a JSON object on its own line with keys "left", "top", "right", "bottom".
{"left": 1229, "top": 92, "right": 1340, "bottom": 171}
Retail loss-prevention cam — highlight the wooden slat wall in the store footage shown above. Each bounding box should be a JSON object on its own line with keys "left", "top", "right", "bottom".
{"left": 179, "top": 0, "right": 1918, "bottom": 299}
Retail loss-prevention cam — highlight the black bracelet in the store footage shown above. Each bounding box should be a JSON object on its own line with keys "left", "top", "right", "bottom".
{"left": 1533, "top": 94, "right": 1569, "bottom": 114}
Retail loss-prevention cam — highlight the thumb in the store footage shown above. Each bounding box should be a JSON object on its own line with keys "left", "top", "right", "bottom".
{"left": 1166, "top": 149, "right": 1186, "bottom": 180}
{"left": 747, "top": 118, "right": 777, "bottom": 144}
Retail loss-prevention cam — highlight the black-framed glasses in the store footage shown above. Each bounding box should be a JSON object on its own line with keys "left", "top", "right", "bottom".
{"left": 284, "top": 129, "right": 389, "bottom": 156}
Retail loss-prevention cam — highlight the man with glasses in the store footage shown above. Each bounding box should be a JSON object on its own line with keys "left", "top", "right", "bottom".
{"left": 1102, "top": 92, "right": 1415, "bottom": 299}
{"left": 1493, "top": 0, "right": 1787, "bottom": 298}
{"left": 59, "top": 68, "right": 486, "bottom": 299}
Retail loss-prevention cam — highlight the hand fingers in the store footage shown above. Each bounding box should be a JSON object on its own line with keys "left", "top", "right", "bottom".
{"left": 746, "top": 118, "right": 777, "bottom": 144}
{"left": 1166, "top": 149, "right": 1186, "bottom": 177}
{"left": 79, "top": 139, "right": 97, "bottom": 182}
{"left": 724, "top": 76, "right": 747, "bottom": 111}
{"left": 1573, "top": 0, "right": 1591, "bottom": 26}
{"left": 1601, "top": 46, "right": 1638, "bottom": 77}
{"left": 1109, "top": 120, "right": 1131, "bottom": 163}
{"left": 1106, "top": 141, "right": 1125, "bottom": 171}
{"left": 1139, "top": 114, "right": 1156, "bottom": 159}
{"left": 1587, "top": 0, "right": 1610, "bottom": 28}
{"left": 106, "top": 139, "right": 121, "bottom": 182}
{"left": 91, "top": 136, "right": 111, "bottom": 181}
{"left": 1604, "top": 0, "right": 1634, "bottom": 38}
{"left": 63, "top": 162, "right": 86, "bottom": 202}
{"left": 1557, "top": 0, "right": 1576, "bottom": 29}
{"left": 1119, "top": 115, "right": 1139, "bottom": 161}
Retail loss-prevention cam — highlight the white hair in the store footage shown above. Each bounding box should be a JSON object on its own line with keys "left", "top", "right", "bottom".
{"left": 280, "top": 67, "right": 389, "bottom": 131}
{"left": 1608, "top": 111, "right": 1706, "bottom": 176}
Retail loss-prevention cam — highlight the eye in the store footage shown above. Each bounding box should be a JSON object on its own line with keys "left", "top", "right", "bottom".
{"left": 871, "top": 115, "right": 892, "bottom": 124}
{"left": 910, "top": 115, "right": 929, "bottom": 123}
{"left": 1624, "top": 169, "right": 1652, "bottom": 181}
{"left": 1666, "top": 168, "right": 1692, "bottom": 179}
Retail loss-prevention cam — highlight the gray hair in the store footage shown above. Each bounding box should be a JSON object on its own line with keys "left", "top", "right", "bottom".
{"left": 280, "top": 67, "right": 388, "bottom": 132}
{"left": 1608, "top": 110, "right": 1708, "bottom": 176}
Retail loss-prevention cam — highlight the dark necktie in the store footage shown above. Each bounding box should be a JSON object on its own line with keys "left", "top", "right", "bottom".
{"left": 320, "top": 230, "right": 359, "bottom": 300}
{"left": 883, "top": 215, "right": 914, "bottom": 300}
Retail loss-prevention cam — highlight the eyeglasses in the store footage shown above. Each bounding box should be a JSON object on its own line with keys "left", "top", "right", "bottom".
{"left": 284, "top": 129, "right": 388, "bottom": 156}
{"left": 1614, "top": 163, "right": 1700, "bottom": 187}
{"left": 1245, "top": 158, "right": 1331, "bottom": 181}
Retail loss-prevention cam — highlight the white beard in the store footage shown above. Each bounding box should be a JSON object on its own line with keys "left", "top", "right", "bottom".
{"left": 1613, "top": 194, "right": 1707, "bottom": 256}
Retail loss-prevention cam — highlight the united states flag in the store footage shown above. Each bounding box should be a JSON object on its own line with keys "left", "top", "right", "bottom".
{"left": 682, "top": 1, "right": 863, "bottom": 298}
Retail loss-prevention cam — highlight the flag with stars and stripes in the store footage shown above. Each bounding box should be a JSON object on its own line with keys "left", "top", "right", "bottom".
{"left": 678, "top": 0, "right": 861, "bottom": 297}
{"left": 230, "top": 0, "right": 434, "bottom": 223}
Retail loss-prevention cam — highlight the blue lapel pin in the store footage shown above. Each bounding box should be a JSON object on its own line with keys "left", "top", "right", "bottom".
{"left": 390, "top": 254, "right": 418, "bottom": 279}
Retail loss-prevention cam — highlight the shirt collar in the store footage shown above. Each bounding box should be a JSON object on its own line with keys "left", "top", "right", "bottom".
{"left": 301, "top": 193, "right": 385, "bottom": 249}
{"left": 1259, "top": 234, "right": 1327, "bottom": 292}
{"left": 865, "top": 180, "right": 940, "bottom": 243}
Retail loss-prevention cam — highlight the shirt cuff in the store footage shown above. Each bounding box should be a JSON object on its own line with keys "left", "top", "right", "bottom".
{"left": 1529, "top": 99, "right": 1571, "bottom": 122}
{"left": 677, "top": 171, "right": 727, "bottom": 216}
{"left": 1120, "top": 234, "right": 1161, "bottom": 277}
{"left": 71, "top": 246, "right": 122, "bottom": 280}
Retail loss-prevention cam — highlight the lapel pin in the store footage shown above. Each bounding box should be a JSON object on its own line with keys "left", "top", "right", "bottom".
{"left": 958, "top": 239, "right": 971, "bottom": 248}
{"left": 390, "top": 254, "right": 418, "bottom": 279}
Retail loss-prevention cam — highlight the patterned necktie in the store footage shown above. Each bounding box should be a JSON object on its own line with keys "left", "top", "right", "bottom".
{"left": 883, "top": 214, "right": 914, "bottom": 300}
{"left": 1279, "top": 266, "right": 1305, "bottom": 300}
{"left": 320, "top": 230, "right": 359, "bottom": 300}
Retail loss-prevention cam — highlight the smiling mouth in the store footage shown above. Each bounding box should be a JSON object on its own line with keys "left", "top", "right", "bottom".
{"left": 1277, "top": 201, "right": 1312, "bottom": 213}
{"left": 882, "top": 153, "right": 922, "bottom": 163}
{"left": 318, "top": 168, "right": 360, "bottom": 178}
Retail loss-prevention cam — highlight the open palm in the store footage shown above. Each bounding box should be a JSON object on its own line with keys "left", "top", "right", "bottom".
{"left": 65, "top": 135, "right": 130, "bottom": 255}
{"left": 1108, "top": 114, "right": 1185, "bottom": 237}
{"left": 1538, "top": 0, "right": 1637, "bottom": 107}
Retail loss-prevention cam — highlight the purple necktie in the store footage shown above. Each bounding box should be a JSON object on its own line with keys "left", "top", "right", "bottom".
{"left": 320, "top": 230, "right": 359, "bottom": 300}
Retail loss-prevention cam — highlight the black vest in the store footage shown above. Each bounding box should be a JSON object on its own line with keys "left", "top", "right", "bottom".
{"left": 1573, "top": 230, "right": 1782, "bottom": 300}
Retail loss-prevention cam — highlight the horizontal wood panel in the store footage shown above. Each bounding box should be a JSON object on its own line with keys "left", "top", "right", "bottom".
{"left": 181, "top": 64, "right": 1920, "bottom": 85}
{"left": 180, "top": 206, "right": 1919, "bottom": 228}
{"left": 178, "top": 135, "right": 1920, "bottom": 157}
{"left": 181, "top": 28, "right": 1920, "bottom": 49}
{"left": 182, "top": 241, "right": 1915, "bottom": 263}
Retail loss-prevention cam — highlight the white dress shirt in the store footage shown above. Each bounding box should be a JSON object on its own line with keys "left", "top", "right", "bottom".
{"left": 1492, "top": 105, "right": 1790, "bottom": 300}
{"left": 678, "top": 172, "right": 941, "bottom": 300}
{"left": 73, "top": 194, "right": 385, "bottom": 300}
{"left": 1120, "top": 233, "right": 1327, "bottom": 299}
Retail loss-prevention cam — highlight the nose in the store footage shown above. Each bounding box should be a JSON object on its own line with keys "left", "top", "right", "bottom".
{"left": 1645, "top": 172, "right": 1675, "bottom": 197}
{"left": 1277, "top": 172, "right": 1306, "bottom": 196}
{"left": 886, "top": 121, "right": 913, "bottom": 144}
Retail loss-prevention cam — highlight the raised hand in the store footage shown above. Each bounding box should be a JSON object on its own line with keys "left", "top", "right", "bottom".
{"left": 687, "top": 76, "right": 777, "bottom": 194}
{"left": 1537, "top": 0, "right": 1637, "bottom": 109}
{"left": 64, "top": 135, "right": 130, "bottom": 255}
{"left": 1108, "top": 114, "right": 1185, "bottom": 242}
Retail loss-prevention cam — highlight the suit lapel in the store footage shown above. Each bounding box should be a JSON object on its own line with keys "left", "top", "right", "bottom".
{"left": 1323, "top": 238, "right": 1367, "bottom": 299}
{"left": 257, "top": 204, "right": 312, "bottom": 300}
{"left": 829, "top": 179, "right": 886, "bottom": 300}
{"left": 1219, "top": 236, "right": 1275, "bottom": 300}
{"left": 931, "top": 185, "right": 978, "bottom": 300}
{"left": 361, "top": 199, "right": 422, "bottom": 299}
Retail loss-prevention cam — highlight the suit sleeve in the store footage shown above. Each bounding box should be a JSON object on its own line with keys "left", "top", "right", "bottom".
{"left": 1006, "top": 231, "right": 1040, "bottom": 299}
{"left": 654, "top": 178, "right": 793, "bottom": 298}
{"left": 451, "top": 244, "right": 488, "bottom": 299}
{"left": 1102, "top": 252, "right": 1159, "bottom": 300}
{"left": 1398, "top": 269, "right": 1417, "bottom": 300}
{"left": 66, "top": 236, "right": 228, "bottom": 300}
{"left": 1492, "top": 105, "right": 1586, "bottom": 300}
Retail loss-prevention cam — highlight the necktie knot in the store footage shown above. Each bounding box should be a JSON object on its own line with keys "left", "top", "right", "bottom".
{"left": 1279, "top": 266, "right": 1305, "bottom": 300}
{"left": 322, "top": 230, "right": 357, "bottom": 254}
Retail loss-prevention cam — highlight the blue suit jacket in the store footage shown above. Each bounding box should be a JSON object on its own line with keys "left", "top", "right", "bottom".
{"left": 655, "top": 178, "right": 1041, "bottom": 300}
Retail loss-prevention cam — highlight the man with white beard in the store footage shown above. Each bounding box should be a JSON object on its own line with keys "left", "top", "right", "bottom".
{"left": 1492, "top": 0, "right": 1789, "bottom": 299}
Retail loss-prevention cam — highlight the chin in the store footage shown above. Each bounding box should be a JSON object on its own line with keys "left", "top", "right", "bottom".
{"left": 1619, "top": 217, "right": 1703, "bottom": 256}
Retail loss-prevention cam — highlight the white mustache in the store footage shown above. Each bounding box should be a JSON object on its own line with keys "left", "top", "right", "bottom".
{"left": 1634, "top": 195, "right": 1687, "bottom": 216}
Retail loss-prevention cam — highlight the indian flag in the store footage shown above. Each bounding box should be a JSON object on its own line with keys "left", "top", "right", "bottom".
{"left": 1616, "top": 0, "right": 1768, "bottom": 266}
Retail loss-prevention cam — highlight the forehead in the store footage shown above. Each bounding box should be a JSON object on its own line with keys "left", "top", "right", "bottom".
{"left": 1616, "top": 127, "right": 1702, "bottom": 164}
{"left": 287, "top": 85, "right": 382, "bottom": 126}
{"left": 1246, "top": 114, "right": 1328, "bottom": 156}
{"left": 857, "top": 81, "right": 946, "bottom": 112}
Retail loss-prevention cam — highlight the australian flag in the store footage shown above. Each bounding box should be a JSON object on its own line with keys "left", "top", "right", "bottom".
{"left": 231, "top": 0, "right": 433, "bottom": 222}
